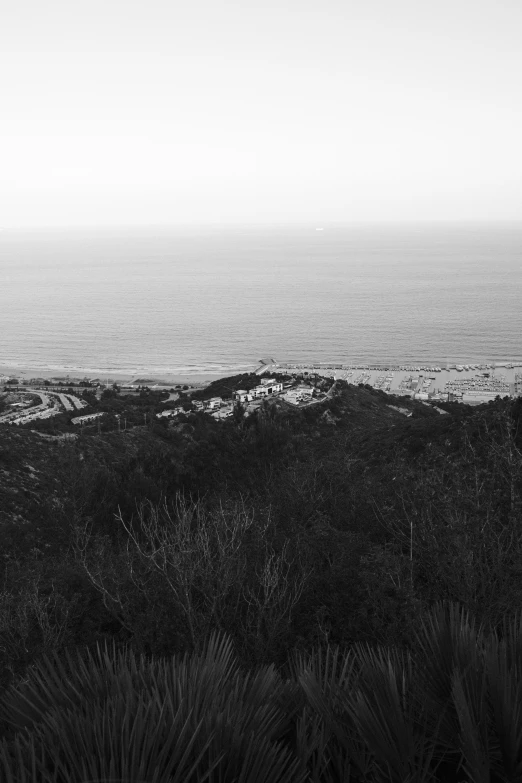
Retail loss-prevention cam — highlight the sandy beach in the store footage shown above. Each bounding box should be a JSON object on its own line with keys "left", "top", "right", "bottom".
{"left": 0, "top": 363, "right": 260, "bottom": 387}
{"left": 2, "top": 360, "right": 520, "bottom": 394}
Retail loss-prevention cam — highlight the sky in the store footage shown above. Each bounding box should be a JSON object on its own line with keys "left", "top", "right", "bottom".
{"left": 1, "top": 0, "right": 521, "bottom": 228}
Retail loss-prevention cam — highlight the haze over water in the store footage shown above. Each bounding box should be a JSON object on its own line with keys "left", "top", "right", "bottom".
{"left": 1, "top": 223, "right": 521, "bottom": 378}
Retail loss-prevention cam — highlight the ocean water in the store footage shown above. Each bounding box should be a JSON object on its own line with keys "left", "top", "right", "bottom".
{"left": 1, "top": 223, "right": 521, "bottom": 377}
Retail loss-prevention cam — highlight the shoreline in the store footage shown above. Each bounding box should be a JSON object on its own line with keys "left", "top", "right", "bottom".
{"left": 2, "top": 359, "right": 521, "bottom": 390}
{"left": 0, "top": 363, "right": 260, "bottom": 387}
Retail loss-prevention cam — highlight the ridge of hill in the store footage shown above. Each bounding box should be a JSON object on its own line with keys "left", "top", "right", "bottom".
{"left": 0, "top": 381, "right": 515, "bottom": 548}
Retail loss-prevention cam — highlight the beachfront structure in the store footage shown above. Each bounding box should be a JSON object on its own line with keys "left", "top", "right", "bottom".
{"left": 461, "top": 392, "right": 508, "bottom": 404}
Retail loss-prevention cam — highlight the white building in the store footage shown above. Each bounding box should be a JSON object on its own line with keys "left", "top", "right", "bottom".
{"left": 156, "top": 409, "right": 180, "bottom": 419}
{"left": 233, "top": 382, "right": 283, "bottom": 403}
{"left": 207, "top": 397, "right": 223, "bottom": 410}
{"left": 212, "top": 407, "right": 233, "bottom": 419}
{"left": 253, "top": 382, "right": 283, "bottom": 397}
{"left": 295, "top": 386, "right": 313, "bottom": 399}
{"left": 282, "top": 390, "right": 302, "bottom": 405}
{"left": 233, "top": 389, "right": 252, "bottom": 403}
{"left": 71, "top": 412, "right": 105, "bottom": 425}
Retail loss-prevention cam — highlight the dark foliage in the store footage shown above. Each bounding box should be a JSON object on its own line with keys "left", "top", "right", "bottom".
{"left": 1, "top": 381, "right": 521, "bottom": 720}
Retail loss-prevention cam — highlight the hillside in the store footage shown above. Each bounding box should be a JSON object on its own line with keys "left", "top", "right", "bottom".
{"left": 0, "top": 380, "right": 521, "bottom": 692}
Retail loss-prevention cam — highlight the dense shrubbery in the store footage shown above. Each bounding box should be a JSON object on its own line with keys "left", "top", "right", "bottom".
{"left": 1, "top": 383, "right": 521, "bottom": 779}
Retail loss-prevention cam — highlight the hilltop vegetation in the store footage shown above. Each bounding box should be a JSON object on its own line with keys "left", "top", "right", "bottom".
{"left": 0, "top": 380, "right": 521, "bottom": 780}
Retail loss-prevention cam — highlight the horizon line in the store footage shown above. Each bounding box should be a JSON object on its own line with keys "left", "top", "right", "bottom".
{"left": 2, "top": 218, "right": 522, "bottom": 233}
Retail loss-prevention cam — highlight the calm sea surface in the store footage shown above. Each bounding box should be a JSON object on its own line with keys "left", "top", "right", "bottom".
{"left": 1, "top": 223, "right": 521, "bottom": 377}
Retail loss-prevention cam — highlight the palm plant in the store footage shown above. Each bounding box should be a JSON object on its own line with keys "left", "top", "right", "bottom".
{"left": 410, "top": 599, "right": 522, "bottom": 783}
{"left": 345, "top": 641, "right": 444, "bottom": 783}
{"left": 289, "top": 643, "right": 376, "bottom": 782}
{"left": 415, "top": 602, "right": 485, "bottom": 768}
{"left": 292, "top": 601, "right": 522, "bottom": 783}
{"left": 412, "top": 600, "right": 497, "bottom": 781}
{"left": 3, "top": 601, "right": 522, "bottom": 783}
{"left": 481, "top": 614, "right": 522, "bottom": 783}
{"left": 294, "top": 640, "right": 445, "bottom": 783}
{"left": 0, "top": 633, "right": 307, "bottom": 783}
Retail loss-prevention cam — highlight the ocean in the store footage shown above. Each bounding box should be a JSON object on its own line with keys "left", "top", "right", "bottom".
{"left": 1, "top": 223, "right": 521, "bottom": 379}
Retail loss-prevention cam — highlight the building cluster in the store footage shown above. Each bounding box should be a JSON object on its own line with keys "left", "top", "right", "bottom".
{"left": 155, "top": 377, "right": 324, "bottom": 422}
{"left": 0, "top": 387, "right": 87, "bottom": 426}
{"left": 444, "top": 375, "right": 511, "bottom": 402}
{"left": 234, "top": 378, "right": 321, "bottom": 407}
{"left": 233, "top": 379, "right": 283, "bottom": 402}
{"left": 11, "top": 404, "right": 62, "bottom": 426}
{"left": 280, "top": 386, "right": 314, "bottom": 405}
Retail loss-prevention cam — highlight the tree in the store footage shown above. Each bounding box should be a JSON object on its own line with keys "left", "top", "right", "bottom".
{"left": 73, "top": 496, "right": 311, "bottom": 661}
{"left": 233, "top": 402, "right": 245, "bottom": 424}
{"left": 101, "top": 388, "right": 116, "bottom": 400}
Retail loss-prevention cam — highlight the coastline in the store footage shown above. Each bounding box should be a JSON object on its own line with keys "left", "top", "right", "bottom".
{"left": 0, "top": 363, "right": 259, "bottom": 387}
{"left": 1, "top": 358, "right": 520, "bottom": 392}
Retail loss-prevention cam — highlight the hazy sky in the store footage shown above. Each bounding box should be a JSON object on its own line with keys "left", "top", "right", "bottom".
{"left": 1, "top": 0, "right": 521, "bottom": 228}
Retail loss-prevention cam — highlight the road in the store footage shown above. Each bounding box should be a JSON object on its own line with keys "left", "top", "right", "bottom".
{"left": 0, "top": 388, "right": 86, "bottom": 425}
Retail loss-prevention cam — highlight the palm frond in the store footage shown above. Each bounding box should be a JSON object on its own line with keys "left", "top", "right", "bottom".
{"left": 499, "top": 608, "right": 522, "bottom": 674}
{"left": 298, "top": 655, "right": 375, "bottom": 781}
{"left": 451, "top": 668, "right": 491, "bottom": 783}
{"left": 484, "top": 632, "right": 522, "bottom": 783}
{"left": 231, "top": 729, "right": 307, "bottom": 783}
{"left": 346, "top": 644, "right": 442, "bottom": 783}
{"left": 0, "top": 630, "right": 305, "bottom": 782}
{"left": 1, "top": 694, "right": 219, "bottom": 783}
{"left": 412, "top": 600, "right": 489, "bottom": 755}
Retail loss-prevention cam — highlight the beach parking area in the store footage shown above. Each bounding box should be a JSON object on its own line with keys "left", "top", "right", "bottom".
{"left": 267, "top": 362, "right": 522, "bottom": 400}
